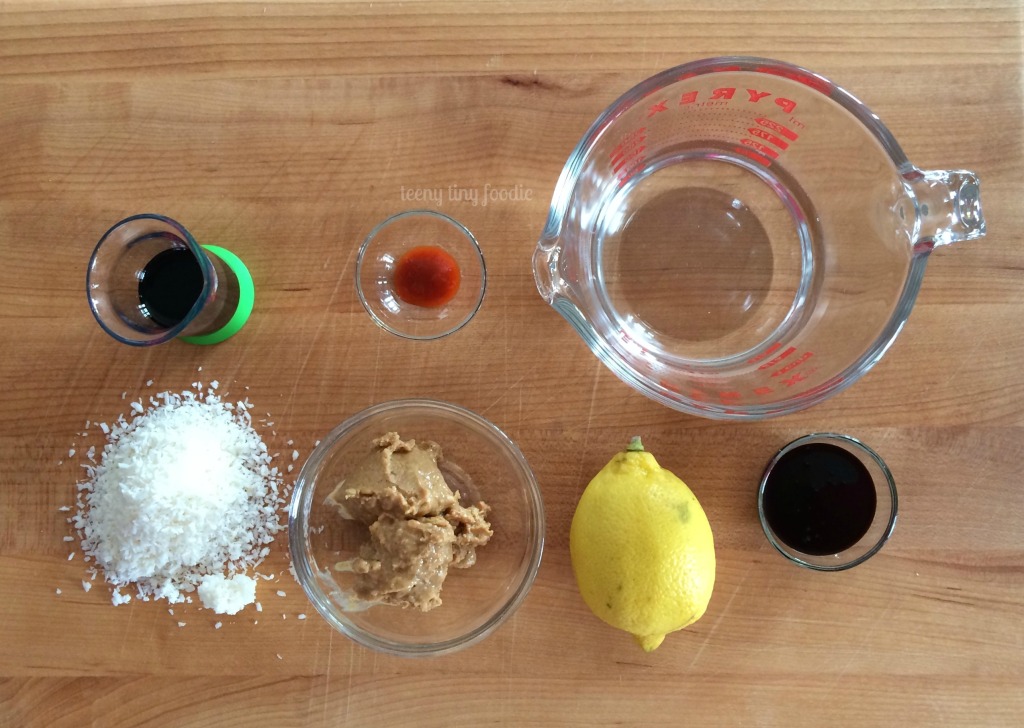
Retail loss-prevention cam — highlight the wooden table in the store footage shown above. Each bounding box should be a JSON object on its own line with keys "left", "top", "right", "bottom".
{"left": 1, "top": 2, "right": 1021, "bottom": 725}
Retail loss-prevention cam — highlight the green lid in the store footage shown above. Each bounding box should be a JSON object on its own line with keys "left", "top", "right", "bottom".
{"left": 180, "top": 245, "right": 255, "bottom": 345}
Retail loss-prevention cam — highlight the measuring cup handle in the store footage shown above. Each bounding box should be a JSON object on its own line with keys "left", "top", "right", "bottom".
{"left": 906, "top": 169, "right": 986, "bottom": 251}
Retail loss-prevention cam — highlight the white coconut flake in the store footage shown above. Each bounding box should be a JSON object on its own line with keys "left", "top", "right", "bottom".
{"left": 255, "top": 601, "right": 263, "bottom": 612}
{"left": 177, "top": 621, "right": 187, "bottom": 627}
{"left": 298, "top": 613, "right": 306, "bottom": 620}
{"left": 198, "top": 574, "right": 257, "bottom": 615}
{"left": 146, "top": 380, "right": 154, "bottom": 387}
{"left": 276, "top": 590, "right": 286, "bottom": 597}
{"left": 214, "top": 621, "right": 222, "bottom": 629}
{"left": 56, "top": 588, "right": 62, "bottom": 595}
{"left": 82, "top": 580, "right": 92, "bottom": 592}
{"left": 71, "top": 386, "right": 285, "bottom": 608}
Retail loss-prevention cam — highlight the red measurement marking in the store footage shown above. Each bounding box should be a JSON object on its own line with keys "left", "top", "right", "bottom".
{"left": 659, "top": 379, "right": 682, "bottom": 394}
{"left": 748, "top": 128, "right": 789, "bottom": 150}
{"left": 611, "top": 129, "right": 647, "bottom": 186}
{"left": 770, "top": 350, "right": 814, "bottom": 378}
{"left": 647, "top": 100, "right": 668, "bottom": 117}
{"left": 746, "top": 89, "right": 772, "bottom": 102}
{"left": 755, "top": 117, "right": 799, "bottom": 141}
{"left": 710, "top": 87, "right": 736, "bottom": 100}
{"left": 782, "top": 368, "right": 816, "bottom": 388}
{"left": 758, "top": 346, "right": 797, "bottom": 371}
{"left": 689, "top": 388, "right": 712, "bottom": 402}
{"left": 748, "top": 342, "right": 782, "bottom": 364}
{"left": 740, "top": 139, "right": 779, "bottom": 158}
{"left": 711, "top": 65, "right": 742, "bottom": 73}
{"left": 610, "top": 128, "right": 646, "bottom": 160}
{"left": 679, "top": 90, "right": 698, "bottom": 105}
{"left": 754, "top": 66, "right": 833, "bottom": 95}
{"left": 617, "top": 159, "right": 645, "bottom": 186}
{"left": 718, "top": 391, "right": 743, "bottom": 402}
{"left": 733, "top": 146, "right": 773, "bottom": 167}
{"left": 753, "top": 386, "right": 775, "bottom": 396}
{"left": 613, "top": 147, "right": 645, "bottom": 173}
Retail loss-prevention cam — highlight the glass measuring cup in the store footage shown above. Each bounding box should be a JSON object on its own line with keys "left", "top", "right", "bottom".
{"left": 533, "top": 57, "right": 986, "bottom": 419}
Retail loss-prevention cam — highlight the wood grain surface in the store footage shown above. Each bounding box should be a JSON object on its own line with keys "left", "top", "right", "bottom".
{"left": 1, "top": 1, "right": 1022, "bottom": 726}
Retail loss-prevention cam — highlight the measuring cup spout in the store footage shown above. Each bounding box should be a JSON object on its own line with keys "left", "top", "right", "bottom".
{"left": 907, "top": 169, "right": 986, "bottom": 250}
{"left": 533, "top": 237, "right": 562, "bottom": 303}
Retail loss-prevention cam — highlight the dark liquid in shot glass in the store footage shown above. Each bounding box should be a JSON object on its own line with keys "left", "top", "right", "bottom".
{"left": 138, "top": 248, "right": 204, "bottom": 328}
{"left": 761, "top": 442, "right": 877, "bottom": 556}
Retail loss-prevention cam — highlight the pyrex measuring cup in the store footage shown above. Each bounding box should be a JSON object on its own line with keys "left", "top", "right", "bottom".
{"left": 534, "top": 57, "right": 985, "bottom": 419}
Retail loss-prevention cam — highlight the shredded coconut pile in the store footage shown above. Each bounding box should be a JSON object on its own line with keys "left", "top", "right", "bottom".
{"left": 71, "top": 387, "right": 285, "bottom": 608}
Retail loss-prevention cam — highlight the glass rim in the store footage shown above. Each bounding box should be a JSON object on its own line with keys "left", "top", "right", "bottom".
{"left": 757, "top": 432, "right": 898, "bottom": 571}
{"left": 355, "top": 209, "right": 487, "bottom": 341}
{"left": 288, "top": 398, "right": 545, "bottom": 656}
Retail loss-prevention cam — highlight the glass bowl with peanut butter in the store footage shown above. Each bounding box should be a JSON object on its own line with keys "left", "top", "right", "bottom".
{"left": 289, "top": 399, "right": 545, "bottom": 656}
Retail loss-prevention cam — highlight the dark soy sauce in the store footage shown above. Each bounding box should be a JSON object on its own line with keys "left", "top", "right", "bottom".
{"left": 761, "top": 442, "right": 877, "bottom": 556}
{"left": 138, "top": 248, "right": 204, "bottom": 328}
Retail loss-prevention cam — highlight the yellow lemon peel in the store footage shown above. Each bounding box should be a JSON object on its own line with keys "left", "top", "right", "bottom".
{"left": 570, "top": 436, "right": 716, "bottom": 652}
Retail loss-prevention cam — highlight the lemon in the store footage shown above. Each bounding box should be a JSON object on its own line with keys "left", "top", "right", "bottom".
{"left": 569, "top": 436, "right": 715, "bottom": 652}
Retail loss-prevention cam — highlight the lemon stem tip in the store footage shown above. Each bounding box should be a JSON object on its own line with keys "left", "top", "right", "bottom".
{"left": 626, "top": 436, "right": 644, "bottom": 452}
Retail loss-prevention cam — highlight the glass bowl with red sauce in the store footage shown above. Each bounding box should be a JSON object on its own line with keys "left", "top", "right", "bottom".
{"left": 356, "top": 210, "right": 486, "bottom": 340}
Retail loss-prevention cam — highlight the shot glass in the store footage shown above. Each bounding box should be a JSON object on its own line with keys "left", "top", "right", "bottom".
{"left": 86, "top": 214, "right": 254, "bottom": 346}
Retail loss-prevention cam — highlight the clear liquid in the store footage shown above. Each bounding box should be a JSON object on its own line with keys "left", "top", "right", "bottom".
{"left": 595, "top": 144, "right": 821, "bottom": 365}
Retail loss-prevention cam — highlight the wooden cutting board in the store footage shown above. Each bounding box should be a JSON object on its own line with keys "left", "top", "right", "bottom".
{"left": 1, "top": 2, "right": 1022, "bottom": 726}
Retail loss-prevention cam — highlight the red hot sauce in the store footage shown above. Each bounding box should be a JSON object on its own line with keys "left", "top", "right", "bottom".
{"left": 392, "top": 246, "right": 461, "bottom": 308}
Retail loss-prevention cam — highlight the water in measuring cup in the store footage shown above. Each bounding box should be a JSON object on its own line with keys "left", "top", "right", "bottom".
{"left": 595, "top": 142, "right": 821, "bottom": 364}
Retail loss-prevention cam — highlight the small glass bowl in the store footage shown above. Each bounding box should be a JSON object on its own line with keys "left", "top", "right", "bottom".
{"left": 757, "top": 433, "right": 898, "bottom": 571}
{"left": 356, "top": 210, "right": 486, "bottom": 340}
{"left": 289, "top": 399, "right": 545, "bottom": 656}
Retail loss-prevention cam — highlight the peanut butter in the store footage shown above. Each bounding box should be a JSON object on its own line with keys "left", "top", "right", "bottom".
{"left": 327, "top": 432, "right": 493, "bottom": 611}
